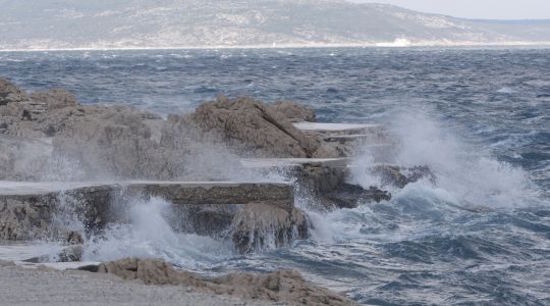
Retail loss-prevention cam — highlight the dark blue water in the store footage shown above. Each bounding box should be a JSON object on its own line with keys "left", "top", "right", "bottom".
{"left": 1, "top": 48, "right": 549, "bottom": 305}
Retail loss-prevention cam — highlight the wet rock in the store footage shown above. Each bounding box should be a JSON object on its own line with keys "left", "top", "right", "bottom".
{"left": 57, "top": 245, "right": 84, "bottom": 262}
{"left": 66, "top": 231, "right": 84, "bottom": 245}
{"left": 172, "top": 204, "right": 238, "bottom": 236}
{"left": 88, "top": 258, "right": 353, "bottom": 305}
{"left": 0, "top": 186, "right": 115, "bottom": 241}
{"left": 0, "top": 195, "right": 55, "bottom": 240}
{"left": 231, "top": 204, "right": 308, "bottom": 254}
{"left": 271, "top": 100, "right": 316, "bottom": 122}
{"left": 325, "top": 184, "right": 391, "bottom": 208}
{"left": 295, "top": 164, "right": 348, "bottom": 194}
{"left": 189, "top": 96, "right": 324, "bottom": 158}
{"left": 370, "top": 165, "right": 436, "bottom": 188}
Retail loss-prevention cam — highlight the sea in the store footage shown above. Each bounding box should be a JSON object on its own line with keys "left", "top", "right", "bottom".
{"left": 1, "top": 47, "right": 549, "bottom": 305}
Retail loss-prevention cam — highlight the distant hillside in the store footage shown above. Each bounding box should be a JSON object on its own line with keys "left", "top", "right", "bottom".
{"left": 1, "top": 0, "right": 550, "bottom": 50}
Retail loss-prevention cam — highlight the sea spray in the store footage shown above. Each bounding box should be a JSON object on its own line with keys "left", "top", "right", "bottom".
{"left": 83, "top": 197, "right": 232, "bottom": 270}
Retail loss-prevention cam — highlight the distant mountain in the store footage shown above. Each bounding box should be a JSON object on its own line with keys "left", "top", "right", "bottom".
{"left": 1, "top": 0, "right": 550, "bottom": 50}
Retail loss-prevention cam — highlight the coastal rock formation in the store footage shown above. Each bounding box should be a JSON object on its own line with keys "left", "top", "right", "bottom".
{"left": 0, "top": 78, "right": 29, "bottom": 106}
{"left": 293, "top": 163, "right": 391, "bottom": 209}
{"left": 188, "top": 96, "right": 337, "bottom": 158}
{"left": 86, "top": 258, "right": 353, "bottom": 306}
{"left": 0, "top": 185, "right": 114, "bottom": 241}
{"left": 272, "top": 100, "right": 316, "bottom": 122}
{"left": 370, "top": 165, "right": 436, "bottom": 188}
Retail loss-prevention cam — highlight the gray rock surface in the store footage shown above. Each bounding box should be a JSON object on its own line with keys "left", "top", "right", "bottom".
{"left": 370, "top": 165, "right": 436, "bottom": 188}
{"left": 0, "top": 78, "right": 29, "bottom": 106}
{"left": 90, "top": 258, "right": 353, "bottom": 305}
{"left": 188, "top": 96, "right": 334, "bottom": 158}
{"left": 0, "top": 262, "right": 272, "bottom": 306}
{"left": 272, "top": 100, "right": 316, "bottom": 123}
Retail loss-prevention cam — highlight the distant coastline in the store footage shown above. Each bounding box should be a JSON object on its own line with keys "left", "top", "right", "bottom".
{"left": 2, "top": 40, "right": 550, "bottom": 52}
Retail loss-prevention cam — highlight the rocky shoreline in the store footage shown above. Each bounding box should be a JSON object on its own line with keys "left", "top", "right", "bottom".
{"left": 0, "top": 77, "right": 434, "bottom": 305}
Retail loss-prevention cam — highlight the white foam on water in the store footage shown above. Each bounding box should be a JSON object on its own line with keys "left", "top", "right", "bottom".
{"left": 83, "top": 197, "right": 233, "bottom": 270}
{"left": 306, "top": 109, "right": 543, "bottom": 244}
{"left": 386, "top": 111, "right": 538, "bottom": 208}
{"left": 497, "top": 87, "right": 516, "bottom": 94}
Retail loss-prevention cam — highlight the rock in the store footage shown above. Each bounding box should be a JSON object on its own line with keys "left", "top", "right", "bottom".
{"left": 66, "top": 231, "right": 84, "bottom": 245}
{"left": 231, "top": 204, "right": 308, "bottom": 253}
{"left": 0, "top": 260, "right": 15, "bottom": 267}
{"left": 271, "top": 100, "right": 316, "bottom": 122}
{"left": 0, "top": 78, "right": 29, "bottom": 106}
{"left": 57, "top": 245, "right": 84, "bottom": 262}
{"left": 0, "top": 185, "right": 114, "bottom": 241}
{"left": 325, "top": 184, "right": 391, "bottom": 208}
{"left": 189, "top": 96, "right": 323, "bottom": 158}
{"left": 370, "top": 165, "right": 436, "bottom": 188}
{"left": 88, "top": 258, "right": 354, "bottom": 305}
{"left": 295, "top": 164, "right": 348, "bottom": 195}
{"left": 0, "top": 195, "right": 55, "bottom": 240}
{"left": 30, "top": 89, "right": 77, "bottom": 111}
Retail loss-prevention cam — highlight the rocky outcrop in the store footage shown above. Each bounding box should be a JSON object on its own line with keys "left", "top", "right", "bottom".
{"left": 293, "top": 163, "right": 391, "bottom": 209}
{"left": 0, "top": 78, "right": 29, "bottom": 106}
{"left": 188, "top": 96, "right": 337, "bottom": 158}
{"left": 369, "top": 165, "right": 436, "bottom": 188}
{"left": 271, "top": 100, "right": 316, "bottom": 122}
{"left": 84, "top": 258, "right": 353, "bottom": 306}
{"left": 0, "top": 185, "right": 115, "bottom": 241}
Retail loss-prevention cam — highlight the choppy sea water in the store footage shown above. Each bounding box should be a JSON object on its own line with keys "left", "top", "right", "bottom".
{"left": 1, "top": 48, "right": 549, "bottom": 305}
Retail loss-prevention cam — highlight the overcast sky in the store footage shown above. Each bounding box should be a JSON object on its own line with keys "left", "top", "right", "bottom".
{"left": 350, "top": 0, "right": 550, "bottom": 20}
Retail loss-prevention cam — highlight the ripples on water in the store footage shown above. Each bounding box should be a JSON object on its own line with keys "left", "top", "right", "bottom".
{"left": 1, "top": 48, "right": 549, "bottom": 305}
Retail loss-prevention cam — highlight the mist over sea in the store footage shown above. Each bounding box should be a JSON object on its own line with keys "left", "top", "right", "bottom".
{"left": 1, "top": 47, "right": 549, "bottom": 305}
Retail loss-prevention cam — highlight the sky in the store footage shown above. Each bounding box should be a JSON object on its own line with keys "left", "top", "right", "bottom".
{"left": 351, "top": 0, "right": 550, "bottom": 20}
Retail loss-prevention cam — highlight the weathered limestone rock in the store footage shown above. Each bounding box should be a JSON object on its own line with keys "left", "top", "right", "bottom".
{"left": 0, "top": 78, "right": 29, "bottom": 106}
{"left": 88, "top": 258, "right": 353, "bottom": 306}
{"left": 0, "top": 185, "right": 115, "bottom": 241}
{"left": 189, "top": 96, "right": 327, "bottom": 158}
{"left": 128, "top": 182, "right": 294, "bottom": 212}
{"left": 30, "top": 89, "right": 78, "bottom": 111}
{"left": 271, "top": 101, "right": 316, "bottom": 122}
{"left": 0, "top": 181, "right": 299, "bottom": 254}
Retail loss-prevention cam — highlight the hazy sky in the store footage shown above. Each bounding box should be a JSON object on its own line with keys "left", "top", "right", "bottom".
{"left": 352, "top": 0, "right": 550, "bottom": 20}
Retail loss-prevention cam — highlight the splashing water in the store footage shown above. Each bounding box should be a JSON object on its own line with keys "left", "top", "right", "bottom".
{"left": 83, "top": 197, "right": 233, "bottom": 271}
{"left": 1, "top": 48, "right": 550, "bottom": 304}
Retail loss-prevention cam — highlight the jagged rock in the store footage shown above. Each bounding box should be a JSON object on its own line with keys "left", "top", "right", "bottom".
{"left": 0, "top": 78, "right": 28, "bottom": 106}
{"left": 0, "top": 195, "right": 55, "bottom": 240}
{"left": 30, "top": 89, "right": 77, "bottom": 111}
{"left": 325, "top": 184, "right": 391, "bottom": 208}
{"left": 88, "top": 258, "right": 353, "bottom": 305}
{"left": 189, "top": 96, "right": 325, "bottom": 158}
{"left": 370, "top": 165, "right": 436, "bottom": 188}
{"left": 271, "top": 100, "right": 316, "bottom": 122}
{"left": 231, "top": 204, "right": 308, "bottom": 253}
